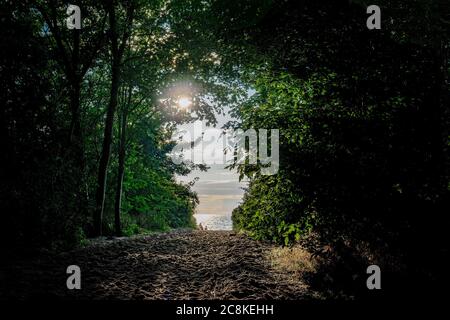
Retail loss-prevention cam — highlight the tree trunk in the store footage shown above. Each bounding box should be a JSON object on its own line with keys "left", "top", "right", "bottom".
{"left": 68, "top": 29, "right": 81, "bottom": 146}
{"left": 114, "top": 104, "right": 128, "bottom": 236}
{"left": 94, "top": 3, "right": 121, "bottom": 236}
{"left": 69, "top": 79, "right": 82, "bottom": 146}
{"left": 93, "top": 0, "right": 135, "bottom": 236}
{"left": 94, "top": 66, "right": 120, "bottom": 236}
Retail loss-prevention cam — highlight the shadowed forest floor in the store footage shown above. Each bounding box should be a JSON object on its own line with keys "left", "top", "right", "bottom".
{"left": 1, "top": 230, "right": 322, "bottom": 300}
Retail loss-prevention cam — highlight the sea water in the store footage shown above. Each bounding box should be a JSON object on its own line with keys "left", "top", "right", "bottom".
{"left": 194, "top": 214, "right": 232, "bottom": 231}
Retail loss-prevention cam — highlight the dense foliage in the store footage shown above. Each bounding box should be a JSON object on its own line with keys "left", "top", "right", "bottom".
{"left": 0, "top": 0, "right": 236, "bottom": 249}
{"left": 228, "top": 0, "right": 449, "bottom": 293}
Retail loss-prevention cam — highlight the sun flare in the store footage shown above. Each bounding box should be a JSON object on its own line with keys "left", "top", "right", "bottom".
{"left": 177, "top": 97, "right": 192, "bottom": 109}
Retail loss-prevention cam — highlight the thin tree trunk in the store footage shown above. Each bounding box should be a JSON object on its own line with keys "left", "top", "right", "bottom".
{"left": 94, "top": 3, "right": 121, "bottom": 236}
{"left": 114, "top": 99, "right": 129, "bottom": 236}
{"left": 69, "top": 79, "right": 82, "bottom": 145}
{"left": 94, "top": 0, "right": 134, "bottom": 236}
{"left": 94, "top": 68, "right": 120, "bottom": 236}
{"left": 68, "top": 29, "right": 81, "bottom": 146}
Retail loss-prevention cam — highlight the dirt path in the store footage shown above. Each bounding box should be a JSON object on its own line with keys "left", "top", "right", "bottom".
{"left": 2, "top": 230, "right": 318, "bottom": 300}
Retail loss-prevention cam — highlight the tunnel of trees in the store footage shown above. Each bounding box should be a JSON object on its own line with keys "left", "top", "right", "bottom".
{"left": 0, "top": 0, "right": 449, "bottom": 297}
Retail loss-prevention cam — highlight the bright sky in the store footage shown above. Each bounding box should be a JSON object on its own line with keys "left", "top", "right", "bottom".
{"left": 176, "top": 108, "right": 247, "bottom": 218}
